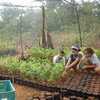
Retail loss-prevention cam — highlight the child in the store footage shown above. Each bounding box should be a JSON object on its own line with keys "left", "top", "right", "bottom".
{"left": 62, "top": 46, "right": 84, "bottom": 76}
{"left": 53, "top": 50, "right": 65, "bottom": 66}
{"left": 77, "top": 48, "right": 100, "bottom": 74}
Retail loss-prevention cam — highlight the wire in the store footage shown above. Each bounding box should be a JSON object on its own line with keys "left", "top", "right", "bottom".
{"left": 0, "top": 3, "right": 42, "bottom": 8}
{"left": 63, "top": 0, "right": 76, "bottom": 6}
{"left": 0, "top": 1, "right": 99, "bottom": 8}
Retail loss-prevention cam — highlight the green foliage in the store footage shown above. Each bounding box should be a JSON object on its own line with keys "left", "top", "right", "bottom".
{"left": 30, "top": 46, "right": 56, "bottom": 60}
{"left": 19, "top": 61, "right": 28, "bottom": 78}
{"left": 94, "top": 49, "right": 100, "bottom": 59}
{"left": 0, "top": 46, "right": 100, "bottom": 84}
{"left": 48, "top": 63, "right": 64, "bottom": 82}
{"left": 0, "top": 56, "right": 21, "bottom": 74}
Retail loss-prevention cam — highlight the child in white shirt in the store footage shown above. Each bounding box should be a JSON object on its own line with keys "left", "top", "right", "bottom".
{"left": 53, "top": 50, "right": 65, "bottom": 66}
{"left": 77, "top": 48, "right": 100, "bottom": 74}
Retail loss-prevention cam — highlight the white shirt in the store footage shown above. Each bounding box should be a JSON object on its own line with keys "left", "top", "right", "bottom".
{"left": 53, "top": 55, "right": 65, "bottom": 66}
{"left": 87, "top": 54, "right": 100, "bottom": 66}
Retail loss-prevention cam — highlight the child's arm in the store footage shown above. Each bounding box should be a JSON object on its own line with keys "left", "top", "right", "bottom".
{"left": 82, "top": 64, "right": 97, "bottom": 69}
{"left": 62, "top": 58, "right": 72, "bottom": 77}
{"left": 65, "top": 58, "right": 80, "bottom": 71}
{"left": 65, "top": 58, "right": 72, "bottom": 67}
{"left": 77, "top": 59, "right": 84, "bottom": 70}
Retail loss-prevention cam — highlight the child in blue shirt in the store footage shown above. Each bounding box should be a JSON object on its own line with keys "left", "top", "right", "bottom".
{"left": 62, "top": 46, "right": 84, "bottom": 76}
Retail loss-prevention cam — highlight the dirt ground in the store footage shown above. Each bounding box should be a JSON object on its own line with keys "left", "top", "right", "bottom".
{"left": 13, "top": 84, "right": 41, "bottom": 100}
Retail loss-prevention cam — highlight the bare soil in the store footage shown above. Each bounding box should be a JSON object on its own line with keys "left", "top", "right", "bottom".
{"left": 13, "top": 84, "right": 41, "bottom": 100}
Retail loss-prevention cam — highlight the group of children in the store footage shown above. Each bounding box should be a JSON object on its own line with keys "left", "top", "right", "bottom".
{"left": 53, "top": 46, "right": 100, "bottom": 76}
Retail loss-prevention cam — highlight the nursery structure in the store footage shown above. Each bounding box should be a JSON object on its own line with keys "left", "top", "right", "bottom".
{"left": 0, "top": 0, "right": 100, "bottom": 100}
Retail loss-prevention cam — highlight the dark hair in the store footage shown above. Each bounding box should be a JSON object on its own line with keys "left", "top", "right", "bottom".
{"left": 71, "top": 46, "right": 81, "bottom": 51}
{"left": 59, "top": 50, "right": 65, "bottom": 54}
{"left": 84, "top": 48, "right": 94, "bottom": 54}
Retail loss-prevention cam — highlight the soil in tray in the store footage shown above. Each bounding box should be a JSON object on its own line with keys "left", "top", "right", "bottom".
{"left": 13, "top": 84, "right": 42, "bottom": 100}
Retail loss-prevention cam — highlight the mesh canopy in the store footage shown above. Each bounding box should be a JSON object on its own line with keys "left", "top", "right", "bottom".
{"left": 0, "top": 0, "right": 100, "bottom": 55}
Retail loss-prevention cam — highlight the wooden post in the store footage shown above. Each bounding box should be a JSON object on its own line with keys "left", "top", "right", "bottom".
{"left": 42, "top": 6, "right": 46, "bottom": 47}
{"left": 20, "top": 9, "right": 24, "bottom": 55}
{"left": 76, "top": 6, "right": 82, "bottom": 47}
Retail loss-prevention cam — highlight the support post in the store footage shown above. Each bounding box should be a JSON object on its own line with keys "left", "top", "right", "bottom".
{"left": 42, "top": 6, "right": 46, "bottom": 47}
{"left": 76, "top": 6, "right": 82, "bottom": 47}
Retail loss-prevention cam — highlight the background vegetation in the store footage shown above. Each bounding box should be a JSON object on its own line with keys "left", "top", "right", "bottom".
{"left": 0, "top": 0, "right": 100, "bottom": 52}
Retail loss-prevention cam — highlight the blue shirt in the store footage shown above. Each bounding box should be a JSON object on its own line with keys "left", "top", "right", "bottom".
{"left": 69, "top": 52, "right": 83, "bottom": 60}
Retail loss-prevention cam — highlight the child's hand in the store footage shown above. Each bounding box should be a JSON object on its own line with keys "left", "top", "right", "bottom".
{"left": 65, "top": 66, "right": 69, "bottom": 71}
{"left": 76, "top": 66, "right": 82, "bottom": 72}
{"left": 82, "top": 66, "right": 87, "bottom": 70}
{"left": 62, "top": 71, "right": 67, "bottom": 77}
{"left": 76, "top": 64, "right": 80, "bottom": 70}
{"left": 83, "top": 60, "right": 90, "bottom": 65}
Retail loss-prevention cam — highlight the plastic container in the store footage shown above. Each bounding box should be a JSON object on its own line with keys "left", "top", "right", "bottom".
{"left": 0, "top": 80, "right": 15, "bottom": 100}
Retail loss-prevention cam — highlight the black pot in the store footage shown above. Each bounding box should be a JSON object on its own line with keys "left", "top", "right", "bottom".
{"left": 81, "top": 92, "right": 87, "bottom": 98}
{"left": 41, "top": 85, "right": 47, "bottom": 91}
{"left": 14, "top": 78, "right": 20, "bottom": 84}
{"left": 46, "top": 96, "right": 52, "bottom": 100}
{"left": 39, "top": 97, "right": 46, "bottom": 100}
{"left": 54, "top": 92, "right": 60, "bottom": 100}
{"left": 26, "top": 81, "right": 31, "bottom": 87}
{"left": 30, "top": 82, "right": 35, "bottom": 88}
{"left": 9, "top": 77, "right": 13, "bottom": 82}
{"left": 52, "top": 87, "right": 57, "bottom": 92}
{"left": 37, "top": 84, "right": 42, "bottom": 90}
{"left": 39, "top": 94, "right": 45, "bottom": 98}
{"left": 76, "top": 90, "right": 82, "bottom": 97}
{"left": 14, "top": 77, "right": 17, "bottom": 83}
{"left": 25, "top": 96, "right": 33, "bottom": 100}
{"left": 2, "top": 76, "right": 6, "bottom": 80}
{"left": 22, "top": 80, "right": 27, "bottom": 86}
{"left": 62, "top": 86, "right": 67, "bottom": 90}
{"left": 67, "top": 89, "right": 72, "bottom": 95}
{"left": 34, "top": 83, "right": 39, "bottom": 89}
{"left": 88, "top": 96, "right": 95, "bottom": 100}
{"left": 97, "top": 95, "right": 100, "bottom": 100}
{"left": 61, "top": 90, "right": 67, "bottom": 98}
{"left": 93, "top": 93, "right": 99, "bottom": 99}
{"left": 56, "top": 87, "right": 61, "bottom": 93}
{"left": 71, "top": 90, "right": 77, "bottom": 96}
{"left": 4, "top": 76, "right": 9, "bottom": 80}
{"left": 45, "top": 92, "right": 52, "bottom": 97}
{"left": 19, "top": 79, "right": 23, "bottom": 85}
{"left": 33, "top": 94, "right": 39, "bottom": 99}
{"left": 70, "top": 96, "right": 77, "bottom": 100}
{"left": 0, "top": 76, "right": 2, "bottom": 80}
{"left": 46, "top": 86, "right": 52, "bottom": 92}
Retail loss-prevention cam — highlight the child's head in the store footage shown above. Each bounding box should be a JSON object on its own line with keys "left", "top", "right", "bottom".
{"left": 84, "top": 48, "right": 94, "bottom": 57}
{"left": 71, "top": 46, "right": 80, "bottom": 56}
{"left": 58, "top": 50, "right": 65, "bottom": 59}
